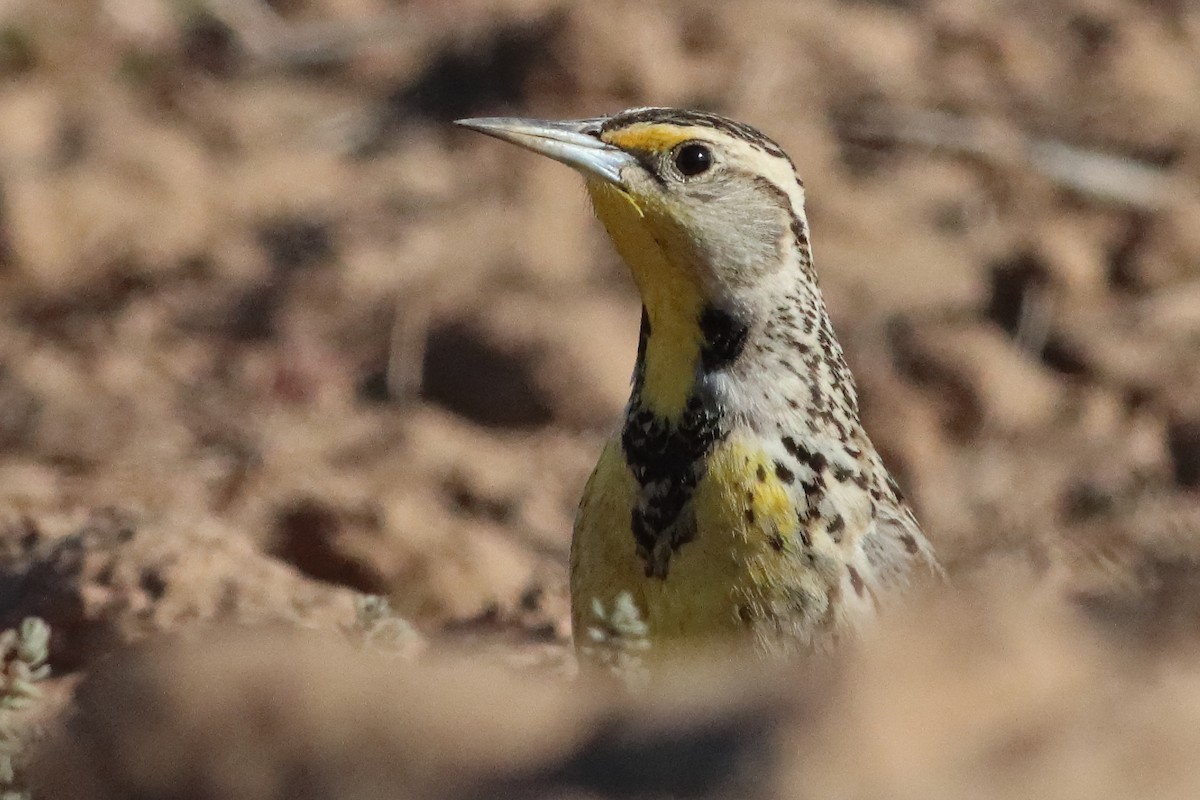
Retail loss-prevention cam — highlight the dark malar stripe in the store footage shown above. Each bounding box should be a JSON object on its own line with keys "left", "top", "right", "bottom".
{"left": 630, "top": 306, "right": 651, "bottom": 395}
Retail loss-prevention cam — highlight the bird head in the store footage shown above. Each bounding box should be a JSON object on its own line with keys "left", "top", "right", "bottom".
{"left": 456, "top": 108, "right": 811, "bottom": 326}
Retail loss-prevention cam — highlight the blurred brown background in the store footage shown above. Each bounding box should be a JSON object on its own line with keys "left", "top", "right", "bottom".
{"left": 0, "top": 0, "right": 1199, "bottom": 797}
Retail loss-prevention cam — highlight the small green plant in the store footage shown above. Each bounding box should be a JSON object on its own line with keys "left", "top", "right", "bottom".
{"left": 343, "top": 595, "right": 421, "bottom": 657}
{"left": 0, "top": 618, "right": 51, "bottom": 800}
{"left": 581, "top": 593, "right": 651, "bottom": 690}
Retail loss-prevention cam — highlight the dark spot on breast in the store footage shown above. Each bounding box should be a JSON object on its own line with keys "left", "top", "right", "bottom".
{"left": 745, "top": 507, "right": 756, "bottom": 525}
{"left": 756, "top": 464, "right": 767, "bottom": 482}
{"left": 775, "top": 463, "right": 795, "bottom": 484}
{"left": 827, "top": 514, "right": 845, "bottom": 542}
{"left": 785, "top": 335, "right": 809, "bottom": 354}
{"left": 769, "top": 533, "right": 784, "bottom": 552}
{"left": 848, "top": 566, "right": 864, "bottom": 597}
{"left": 781, "top": 436, "right": 801, "bottom": 458}
{"left": 900, "top": 533, "right": 920, "bottom": 554}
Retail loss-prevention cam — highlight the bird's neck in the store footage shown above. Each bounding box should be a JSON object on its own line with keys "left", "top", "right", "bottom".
{"left": 631, "top": 264, "right": 858, "bottom": 437}
{"left": 586, "top": 179, "right": 708, "bottom": 418}
{"left": 632, "top": 300, "right": 704, "bottom": 419}
{"left": 584, "top": 176, "right": 852, "bottom": 424}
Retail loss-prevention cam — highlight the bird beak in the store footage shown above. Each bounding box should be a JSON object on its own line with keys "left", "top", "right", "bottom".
{"left": 455, "top": 116, "right": 636, "bottom": 187}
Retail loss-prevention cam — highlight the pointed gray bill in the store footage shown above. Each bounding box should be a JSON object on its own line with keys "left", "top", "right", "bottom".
{"left": 455, "top": 117, "right": 636, "bottom": 187}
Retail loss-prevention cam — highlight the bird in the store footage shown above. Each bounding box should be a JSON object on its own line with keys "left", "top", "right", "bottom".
{"left": 456, "top": 108, "right": 940, "bottom": 662}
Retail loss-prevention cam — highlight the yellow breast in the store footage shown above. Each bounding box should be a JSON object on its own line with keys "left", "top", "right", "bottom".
{"left": 571, "top": 434, "right": 840, "bottom": 660}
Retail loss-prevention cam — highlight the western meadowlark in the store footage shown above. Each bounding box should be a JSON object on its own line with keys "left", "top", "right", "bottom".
{"left": 457, "top": 108, "right": 940, "bottom": 660}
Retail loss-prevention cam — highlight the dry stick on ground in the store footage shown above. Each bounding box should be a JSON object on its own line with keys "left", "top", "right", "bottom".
{"left": 1014, "top": 282, "right": 1056, "bottom": 360}
{"left": 844, "top": 108, "right": 1191, "bottom": 437}
{"left": 203, "top": 0, "right": 433, "bottom": 71}
{"left": 845, "top": 108, "right": 1180, "bottom": 212}
{"left": 844, "top": 108, "right": 1194, "bottom": 358}
{"left": 387, "top": 292, "right": 433, "bottom": 405}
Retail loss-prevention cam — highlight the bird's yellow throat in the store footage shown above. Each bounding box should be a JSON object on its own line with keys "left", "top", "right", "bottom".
{"left": 585, "top": 179, "right": 705, "bottom": 420}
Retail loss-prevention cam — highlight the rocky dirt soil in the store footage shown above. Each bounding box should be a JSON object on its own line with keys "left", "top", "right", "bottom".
{"left": 0, "top": 0, "right": 1198, "bottom": 797}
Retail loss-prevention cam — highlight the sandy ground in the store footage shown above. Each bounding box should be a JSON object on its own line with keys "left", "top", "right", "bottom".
{"left": 0, "top": 0, "right": 1199, "bottom": 797}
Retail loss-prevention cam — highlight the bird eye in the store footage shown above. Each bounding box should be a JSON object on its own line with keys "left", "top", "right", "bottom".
{"left": 673, "top": 143, "right": 713, "bottom": 176}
